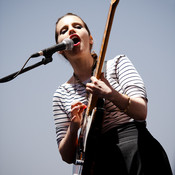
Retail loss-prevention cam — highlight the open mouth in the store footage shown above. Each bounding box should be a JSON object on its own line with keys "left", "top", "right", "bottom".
{"left": 70, "top": 34, "right": 81, "bottom": 46}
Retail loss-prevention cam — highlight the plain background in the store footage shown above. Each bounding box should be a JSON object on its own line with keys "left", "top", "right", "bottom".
{"left": 0, "top": 0, "right": 175, "bottom": 174}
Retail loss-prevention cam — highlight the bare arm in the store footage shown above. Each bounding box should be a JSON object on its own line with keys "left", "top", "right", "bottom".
{"left": 59, "top": 102, "right": 86, "bottom": 163}
{"left": 109, "top": 88, "right": 147, "bottom": 120}
{"left": 86, "top": 74, "right": 147, "bottom": 121}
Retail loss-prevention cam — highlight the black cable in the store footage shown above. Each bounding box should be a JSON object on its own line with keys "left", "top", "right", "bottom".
{"left": 12, "top": 56, "right": 32, "bottom": 79}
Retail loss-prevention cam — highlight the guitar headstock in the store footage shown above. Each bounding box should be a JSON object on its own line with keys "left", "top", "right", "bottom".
{"left": 111, "top": 0, "right": 120, "bottom": 6}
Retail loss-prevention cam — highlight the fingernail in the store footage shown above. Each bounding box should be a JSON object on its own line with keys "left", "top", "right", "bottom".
{"left": 83, "top": 105, "right": 87, "bottom": 109}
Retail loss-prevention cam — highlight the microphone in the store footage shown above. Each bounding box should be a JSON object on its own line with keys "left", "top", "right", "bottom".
{"left": 30, "top": 38, "right": 74, "bottom": 58}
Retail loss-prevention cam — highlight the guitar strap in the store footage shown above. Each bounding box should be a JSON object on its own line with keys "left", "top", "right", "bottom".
{"left": 102, "top": 60, "right": 107, "bottom": 77}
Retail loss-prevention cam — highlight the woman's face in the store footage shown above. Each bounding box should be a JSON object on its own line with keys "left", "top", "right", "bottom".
{"left": 56, "top": 15, "right": 93, "bottom": 58}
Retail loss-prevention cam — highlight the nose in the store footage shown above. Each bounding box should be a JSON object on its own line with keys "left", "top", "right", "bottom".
{"left": 69, "top": 26, "right": 76, "bottom": 35}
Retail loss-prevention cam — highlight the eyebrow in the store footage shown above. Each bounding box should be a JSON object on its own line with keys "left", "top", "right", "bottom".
{"left": 58, "top": 22, "right": 84, "bottom": 35}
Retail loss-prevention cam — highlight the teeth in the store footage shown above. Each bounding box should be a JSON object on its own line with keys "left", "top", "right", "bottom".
{"left": 72, "top": 36, "right": 77, "bottom": 39}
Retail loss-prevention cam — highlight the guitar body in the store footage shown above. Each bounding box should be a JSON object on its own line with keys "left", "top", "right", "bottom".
{"left": 82, "top": 99, "right": 105, "bottom": 175}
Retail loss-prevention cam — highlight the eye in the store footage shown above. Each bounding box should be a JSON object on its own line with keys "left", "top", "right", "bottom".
{"left": 60, "top": 27, "right": 68, "bottom": 35}
{"left": 74, "top": 24, "right": 82, "bottom": 29}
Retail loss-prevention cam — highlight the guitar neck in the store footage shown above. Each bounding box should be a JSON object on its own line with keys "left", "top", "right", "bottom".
{"left": 95, "top": 0, "right": 119, "bottom": 79}
{"left": 86, "top": 0, "right": 120, "bottom": 116}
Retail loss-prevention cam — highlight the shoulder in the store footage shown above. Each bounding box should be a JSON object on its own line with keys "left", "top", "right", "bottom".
{"left": 107, "top": 54, "right": 129, "bottom": 67}
{"left": 54, "top": 83, "right": 67, "bottom": 94}
{"left": 106, "top": 54, "right": 131, "bottom": 71}
{"left": 107, "top": 55, "right": 137, "bottom": 72}
{"left": 53, "top": 82, "right": 75, "bottom": 99}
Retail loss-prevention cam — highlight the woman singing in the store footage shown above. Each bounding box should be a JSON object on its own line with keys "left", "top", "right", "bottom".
{"left": 53, "top": 13, "right": 172, "bottom": 175}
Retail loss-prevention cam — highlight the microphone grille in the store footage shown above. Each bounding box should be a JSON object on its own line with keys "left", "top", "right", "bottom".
{"left": 63, "top": 38, "right": 74, "bottom": 50}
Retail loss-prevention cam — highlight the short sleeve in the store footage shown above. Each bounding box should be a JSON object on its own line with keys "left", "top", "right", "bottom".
{"left": 116, "top": 55, "right": 147, "bottom": 100}
{"left": 53, "top": 88, "right": 70, "bottom": 147}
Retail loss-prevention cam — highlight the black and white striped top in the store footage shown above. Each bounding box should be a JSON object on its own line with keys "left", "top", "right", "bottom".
{"left": 53, "top": 55, "right": 147, "bottom": 146}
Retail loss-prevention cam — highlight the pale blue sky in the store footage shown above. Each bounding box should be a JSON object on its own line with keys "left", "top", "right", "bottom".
{"left": 0, "top": 0, "right": 175, "bottom": 174}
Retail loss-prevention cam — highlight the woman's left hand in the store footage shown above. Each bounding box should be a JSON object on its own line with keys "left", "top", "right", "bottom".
{"left": 86, "top": 73, "right": 113, "bottom": 100}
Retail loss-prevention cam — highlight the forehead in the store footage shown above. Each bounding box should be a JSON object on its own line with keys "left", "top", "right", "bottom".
{"left": 57, "top": 15, "right": 84, "bottom": 30}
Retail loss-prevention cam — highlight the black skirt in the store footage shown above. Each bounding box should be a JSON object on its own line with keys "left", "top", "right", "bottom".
{"left": 83, "top": 121, "right": 172, "bottom": 175}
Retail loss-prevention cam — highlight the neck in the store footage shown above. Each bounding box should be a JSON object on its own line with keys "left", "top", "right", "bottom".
{"left": 70, "top": 54, "right": 94, "bottom": 82}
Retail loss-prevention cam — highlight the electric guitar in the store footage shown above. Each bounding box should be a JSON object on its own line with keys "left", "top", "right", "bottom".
{"left": 73, "top": 1, "right": 120, "bottom": 174}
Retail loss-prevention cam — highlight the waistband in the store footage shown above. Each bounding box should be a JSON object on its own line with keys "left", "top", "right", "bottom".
{"left": 100, "top": 121, "right": 146, "bottom": 144}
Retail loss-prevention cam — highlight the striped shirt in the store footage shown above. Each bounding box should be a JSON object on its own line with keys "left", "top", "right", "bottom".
{"left": 53, "top": 55, "right": 147, "bottom": 146}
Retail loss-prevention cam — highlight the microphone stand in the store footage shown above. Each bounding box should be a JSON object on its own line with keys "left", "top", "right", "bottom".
{"left": 0, "top": 56, "right": 53, "bottom": 83}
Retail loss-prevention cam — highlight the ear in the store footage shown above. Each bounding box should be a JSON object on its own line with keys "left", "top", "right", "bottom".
{"left": 89, "top": 35, "right": 93, "bottom": 45}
